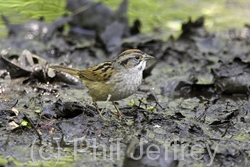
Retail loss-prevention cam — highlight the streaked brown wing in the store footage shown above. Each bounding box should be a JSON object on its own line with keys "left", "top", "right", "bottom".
{"left": 79, "top": 61, "right": 115, "bottom": 82}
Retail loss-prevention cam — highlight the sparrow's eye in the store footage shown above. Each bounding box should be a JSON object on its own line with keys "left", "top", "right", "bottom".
{"left": 135, "top": 55, "right": 140, "bottom": 60}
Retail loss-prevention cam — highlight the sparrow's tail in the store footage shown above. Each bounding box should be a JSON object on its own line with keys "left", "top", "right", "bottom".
{"left": 50, "top": 65, "right": 79, "bottom": 77}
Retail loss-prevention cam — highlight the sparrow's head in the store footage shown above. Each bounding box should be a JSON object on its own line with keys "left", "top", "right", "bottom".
{"left": 113, "top": 49, "right": 154, "bottom": 72}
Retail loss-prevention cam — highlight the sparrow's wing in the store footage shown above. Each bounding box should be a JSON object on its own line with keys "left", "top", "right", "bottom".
{"left": 80, "top": 61, "right": 116, "bottom": 82}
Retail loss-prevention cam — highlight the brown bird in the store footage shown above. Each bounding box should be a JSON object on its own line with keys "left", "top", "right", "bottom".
{"left": 50, "top": 49, "right": 154, "bottom": 119}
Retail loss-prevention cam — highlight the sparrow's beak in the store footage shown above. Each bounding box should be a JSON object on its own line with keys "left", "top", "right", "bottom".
{"left": 142, "top": 54, "right": 154, "bottom": 61}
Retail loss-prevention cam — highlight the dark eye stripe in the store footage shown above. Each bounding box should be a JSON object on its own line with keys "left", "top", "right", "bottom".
{"left": 120, "top": 57, "right": 141, "bottom": 66}
{"left": 120, "top": 58, "right": 130, "bottom": 66}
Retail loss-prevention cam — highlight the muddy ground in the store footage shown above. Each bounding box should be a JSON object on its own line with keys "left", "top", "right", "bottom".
{"left": 1, "top": 0, "right": 250, "bottom": 167}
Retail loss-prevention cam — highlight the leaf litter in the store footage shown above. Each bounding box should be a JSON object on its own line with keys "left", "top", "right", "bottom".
{"left": 1, "top": 0, "right": 250, "bottom": 166}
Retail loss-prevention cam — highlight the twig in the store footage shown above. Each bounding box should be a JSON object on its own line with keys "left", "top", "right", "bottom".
{"left": 22, "top": 112, "right": 42, "bottom": 144}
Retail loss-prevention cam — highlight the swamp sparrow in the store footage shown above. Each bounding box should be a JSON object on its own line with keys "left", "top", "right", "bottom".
{"left": 50, "top": 49, "right": 154, "bottom": 118}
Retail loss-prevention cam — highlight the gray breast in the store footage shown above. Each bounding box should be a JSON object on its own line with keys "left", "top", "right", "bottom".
{"left": 106, "top": 72, "right": 143, "bottom": 101}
